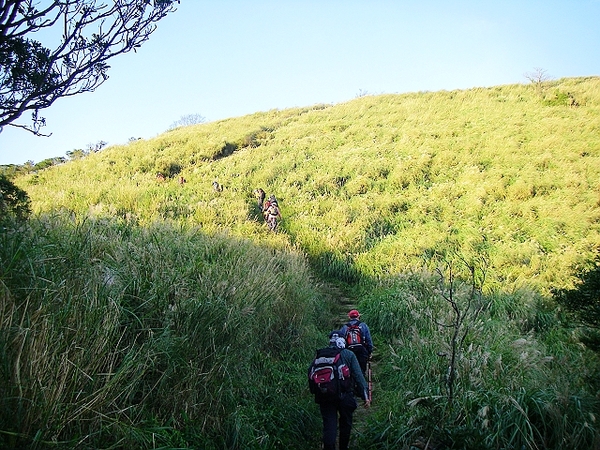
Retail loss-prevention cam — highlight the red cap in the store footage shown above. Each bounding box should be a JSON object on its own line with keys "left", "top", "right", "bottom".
{"left": 348, "top": 309, "right": 360, "bottom": 319}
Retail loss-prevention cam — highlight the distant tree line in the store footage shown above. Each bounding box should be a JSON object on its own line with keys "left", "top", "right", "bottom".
{"left": 0, "top": 140, "right": 108, "bottom": 179}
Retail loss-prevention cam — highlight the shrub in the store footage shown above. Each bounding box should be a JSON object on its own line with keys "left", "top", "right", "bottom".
{"left": 0, "top": 175, "right": 31, "bottom": 224}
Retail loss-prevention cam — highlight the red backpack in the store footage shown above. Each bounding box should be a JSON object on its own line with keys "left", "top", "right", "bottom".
{"left": 308, "top": 347, "right": 352, "bottom": 400}
{"left": 345, "top": 322, "right": 363, "bottom": 349}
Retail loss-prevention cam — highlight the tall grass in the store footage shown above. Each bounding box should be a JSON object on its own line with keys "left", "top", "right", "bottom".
{"left": 0, "top": 214, "right": 328, "bottom": 449}
{"left": 15, "top": 76, "right": 600, "bottom": 294}
{"left": 354, "top": 266, "right": 600, "bottom": 449}
{"left": 4, "top": 214, "right": 599, "bottom": 448}
{"left": 4, "top": 76, "right": 600, "bottom": 448}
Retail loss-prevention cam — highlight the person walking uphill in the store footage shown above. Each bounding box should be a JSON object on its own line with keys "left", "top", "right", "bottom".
{"left": 308, "top": 331, "right": 370, "bottom": 450}
{"left": 340, "top": 310, "right": 373, "bottom": 375}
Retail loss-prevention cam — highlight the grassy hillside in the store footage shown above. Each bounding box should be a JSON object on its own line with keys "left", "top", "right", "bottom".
{"left": 3, "top": 76, "right": 600, "bottom": 449}
{"left": 18, "top": 76, "right": 600, "bottom": 293}
{"left": 0, "top": 216, "right": 330, "bottom": 449}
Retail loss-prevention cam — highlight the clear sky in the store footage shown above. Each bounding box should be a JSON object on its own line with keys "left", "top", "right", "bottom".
{"left": 1, "top": 0, "right": 599, "bottom": 165}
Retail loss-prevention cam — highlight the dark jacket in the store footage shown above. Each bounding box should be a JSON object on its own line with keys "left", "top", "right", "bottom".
{"left": 339, "top": 347, "right": 369, "bottom": 401}
{"left": 340, "top": 319, "right": 373, "bottom": 355}
{"left": 310, "top": 344, "right": 369, "bottom": 402}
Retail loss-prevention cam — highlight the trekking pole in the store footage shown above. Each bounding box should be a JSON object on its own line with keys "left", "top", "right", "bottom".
{"left": 367, "top": 361, "right": 373, "bottom": 403}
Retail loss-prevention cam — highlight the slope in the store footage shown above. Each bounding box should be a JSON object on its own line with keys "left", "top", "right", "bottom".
{"left": 15, "top": 76, "right": 600, "bottom": 293}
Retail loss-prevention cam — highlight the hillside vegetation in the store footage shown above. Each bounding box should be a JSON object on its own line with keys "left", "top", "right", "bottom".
{"left": 19, "top": 76, "right": 600, "bottom": 293}
{"left": 2, "top": 76, "right": 600, "bottom": 449}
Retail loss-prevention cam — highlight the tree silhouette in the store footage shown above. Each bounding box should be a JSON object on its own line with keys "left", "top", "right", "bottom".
{"left": 0, "top": 1, "right": 179, "bottom": 135}
{"left": 167, "top": 113, "right": 206, "bottom": 130}
{"left": 555, "top": 256, "right": 600, "bottom": 329}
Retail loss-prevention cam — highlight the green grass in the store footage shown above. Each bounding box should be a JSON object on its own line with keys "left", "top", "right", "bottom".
{"left": 14, "top": 76, "right": 600, "bottom": 294}
{"left": 2, "top": 76, "right": 600, "bottom": 448}
{"left": 355, "top": 269, "right": 600, "bottom": 449}
{"left": 0, "top": 215, "right": 327, "bottom": 449}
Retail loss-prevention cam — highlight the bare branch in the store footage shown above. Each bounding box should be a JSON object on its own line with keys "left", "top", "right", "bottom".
{"left": 524, "top": 67, "right": 551, "bottom": 84}
{"left": 0, "top": 0, "right": 179, "bottom": 135}
{"left": 432, "top": 254, "right": 490, "bottom": 407}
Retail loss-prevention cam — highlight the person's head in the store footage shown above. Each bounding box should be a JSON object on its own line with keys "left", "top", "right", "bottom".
{"left": 329, "top": 330, "right": 346, "bottom": 349}
{"left": 348, "top": 309, "right": 360, "bottom": 319}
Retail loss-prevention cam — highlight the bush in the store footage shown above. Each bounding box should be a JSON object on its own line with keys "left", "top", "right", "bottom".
{"left": 0, "top": 175, "right": 31, "bottom": 224}
{"left": 354, "top": 271, "right": 600, "bottom": 449}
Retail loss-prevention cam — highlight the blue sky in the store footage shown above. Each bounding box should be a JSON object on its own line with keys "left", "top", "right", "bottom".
{"left": 1, "top": 0, "right": 599, "bottom": 165}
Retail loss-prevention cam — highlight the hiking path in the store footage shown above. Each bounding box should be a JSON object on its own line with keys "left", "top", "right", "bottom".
{"left": 320, "top": 282, "right": 377, "bottom": 446}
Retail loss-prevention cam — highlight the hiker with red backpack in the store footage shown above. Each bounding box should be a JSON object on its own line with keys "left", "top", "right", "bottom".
{"left": 308, "top": 330, "right": 371, "bottom": 450}
{"left": 340, "top": 310, "right": 373, "bottom": 376}
{"left": 263, "top": 195, "right": 281, "bottom": 231}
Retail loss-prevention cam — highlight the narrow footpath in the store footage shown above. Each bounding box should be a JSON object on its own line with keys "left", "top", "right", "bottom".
{"left": 320, "top": 282, "right": 377, "bottom": 448}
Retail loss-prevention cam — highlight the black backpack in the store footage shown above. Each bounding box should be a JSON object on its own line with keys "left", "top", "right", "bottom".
{"left": 308, "top": 347, "right": 352, "bottom": 400}
{"left": 345, "top": 322, "right": 363, "bottom": 349}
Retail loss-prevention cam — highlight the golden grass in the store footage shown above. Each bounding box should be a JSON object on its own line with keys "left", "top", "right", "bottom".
{"left": 15, "top": 76, "right": 600, "bottom": 293}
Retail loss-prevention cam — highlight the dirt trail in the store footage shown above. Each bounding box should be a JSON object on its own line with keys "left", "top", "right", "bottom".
{"left": 319, "top": 283, "right": 376, "bottom": 445}
{"left": 318, "top": 282, "right": 357, "bottom": 330}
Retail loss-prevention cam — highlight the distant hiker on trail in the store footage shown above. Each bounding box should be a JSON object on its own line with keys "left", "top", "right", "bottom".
{"left": 262, "top": 194, "right": 275, "bottom": 214}
{"left": 340, "top": 309, "right": 373, "bottom": 375}
{"left": 253, "top": 188, "right": 266, "bottom": 211}
{"left": 308, "top": 330, "right": 370, "bottom": 450}
{"left": 263, "top": 194, "right": 281, "bottom": 231}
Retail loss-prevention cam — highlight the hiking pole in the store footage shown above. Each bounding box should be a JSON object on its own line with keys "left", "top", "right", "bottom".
{"left": 367, "top": 361, "right": 373, "bottom": 403}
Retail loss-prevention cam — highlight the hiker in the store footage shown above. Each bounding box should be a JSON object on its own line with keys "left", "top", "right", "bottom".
{"left": 262, "top": 194, "right": 276, "bottom": 214}
{"left": 253, "top": 188, "right": 266, "bottom": 211}
{"left": 340, "top": 310, "right": 373, "bottom": 375}
{"left": 309, "top": 330, "right": 370, "bottom": 450}
{"left": 263, "top": 195, "right": 281, "bottom": 231}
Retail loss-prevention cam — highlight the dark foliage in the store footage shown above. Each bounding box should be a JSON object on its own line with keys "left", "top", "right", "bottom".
{"left": 0, "top": 175, "right": 30, "bottom": 223}
{"left": 0, "top": 0, "right": 178, "bottom": 135}
{"left": 555, "top": 255, "right": 600, "bottom": 349}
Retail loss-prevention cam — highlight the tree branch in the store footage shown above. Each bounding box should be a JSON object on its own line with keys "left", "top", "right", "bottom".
{"left": 0, "top": 0, "right": 179, "bottom": 134}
